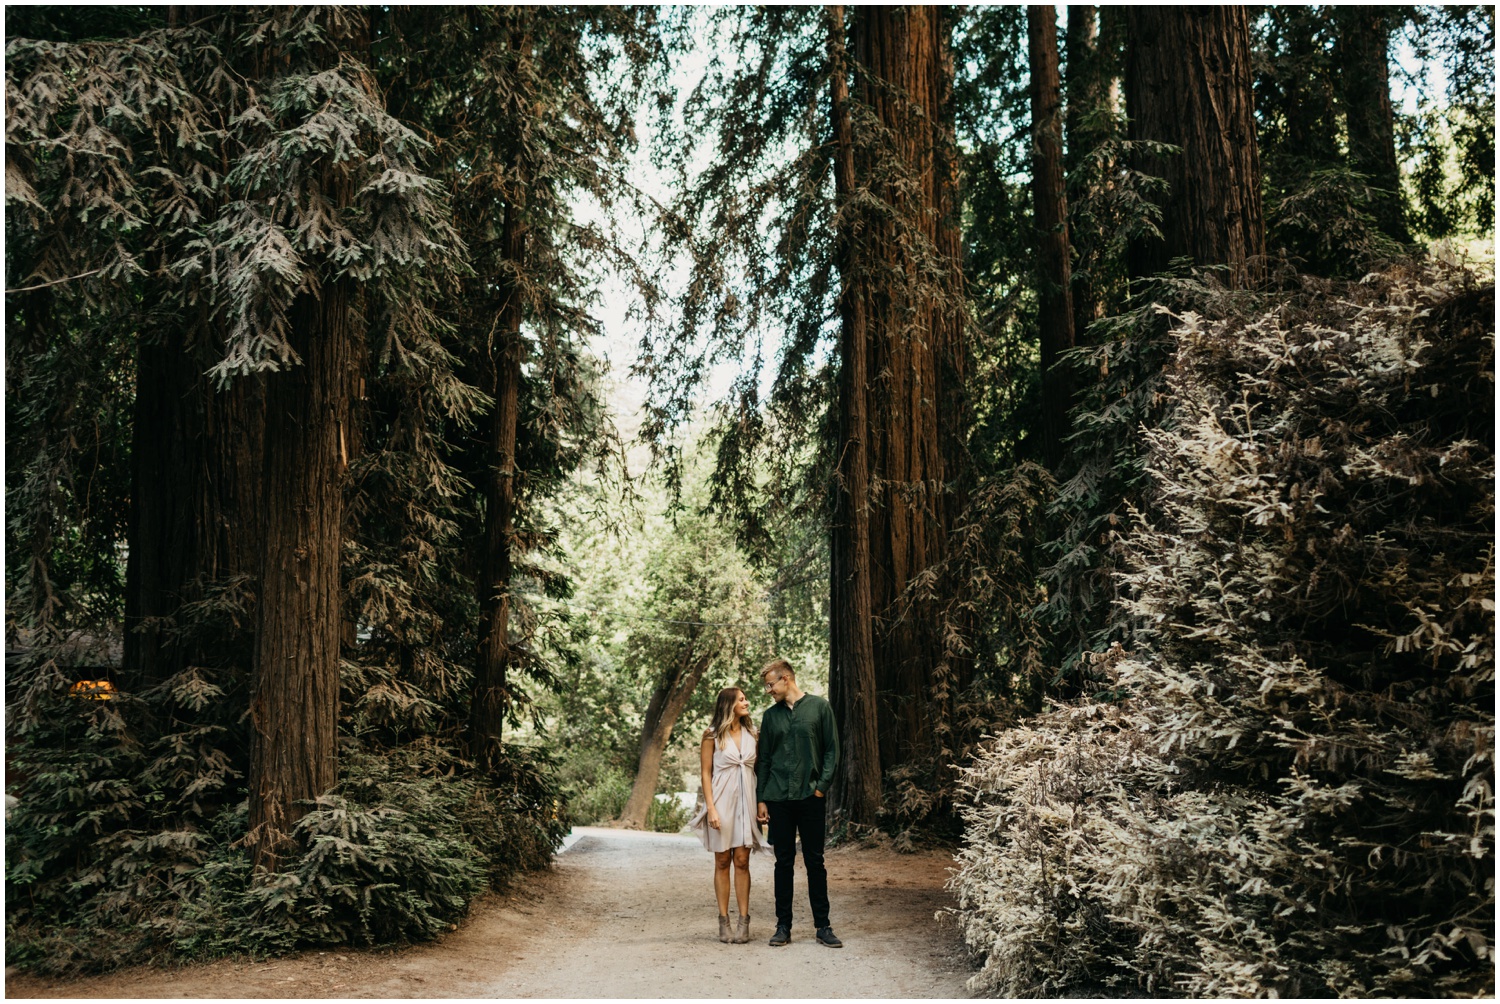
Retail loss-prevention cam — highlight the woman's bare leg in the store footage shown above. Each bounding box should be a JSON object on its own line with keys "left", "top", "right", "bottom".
{"left": 714, "top": 850, "right": 732, "bottom": 916}
{"left": 732, "top": 846, "right": 751, "bottom": 917}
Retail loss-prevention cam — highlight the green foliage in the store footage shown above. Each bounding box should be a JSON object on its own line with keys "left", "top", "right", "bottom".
{"left": 1267, "top": 167, "right": 1405, "bottom": 276}
{"left": 1035, "top": 271, "right": 1211, "bottom": 685}
{"left": 6, "top": 662, "right": 563, "bottom": 974}
{"left": 1401, "top": 5, "right": 1496, "bottom": 238}
{"left": 566, "top": 765, "right": 634, "bottom": 826}
{"left": 646, "top": 795, "right": 692, "bottom": 834}
{"left": 952, "top": 260, "right": 1495, "bottom": 997}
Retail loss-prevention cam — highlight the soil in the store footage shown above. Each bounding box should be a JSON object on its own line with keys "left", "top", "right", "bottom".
{"left": 6, "top": 826, "right": 978, "bottom": 999}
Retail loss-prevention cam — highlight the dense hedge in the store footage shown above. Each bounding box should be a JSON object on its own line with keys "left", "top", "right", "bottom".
{"left": 952, "top": 260, "right": 1494, "bottom": 997}
{"left": 5, "top": 667, "right": 566, "bottom": 975}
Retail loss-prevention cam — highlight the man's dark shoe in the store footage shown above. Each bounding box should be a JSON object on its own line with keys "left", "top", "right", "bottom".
{"left": 815, "top": 926, "right": 843, "bottom": 948}
{"left": 768, "top": 925, "right": 791, "bottom": 947}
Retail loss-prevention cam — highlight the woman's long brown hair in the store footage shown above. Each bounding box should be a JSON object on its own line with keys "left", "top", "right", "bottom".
{"left": 709, "top": 687, "right": 756, "bottom": 747}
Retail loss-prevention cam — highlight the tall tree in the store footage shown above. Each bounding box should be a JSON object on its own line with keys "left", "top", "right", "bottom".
{"left": 376, "top": 8, "right": 663, "bottom": 767}
{"left": 1027, "top": 5, "right": 1074, "bottom": 467}
{"left": 826, "top": 4, "right": 882, "bottom": 825}
{"left": 242, "top": 9, "right": 374, "bottom": 869}
{"left": 468, "top": 20, "right": 535, "bottom": 773}
{"left": 1063, "top": 4, "right": 1109, "bottom": 334}
{"left": 840, "top": 4, "right": 969, "bottom": 814}
{"left": 1123, "top": 6, "right": 1266, "bottom": 286}
{"left": 1333, "top": 6, "right": 1411, "bottom": 243}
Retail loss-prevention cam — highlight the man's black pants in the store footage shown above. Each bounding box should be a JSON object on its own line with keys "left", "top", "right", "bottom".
{"left": 766, "top": 794, "right": 830, "bottom": 929}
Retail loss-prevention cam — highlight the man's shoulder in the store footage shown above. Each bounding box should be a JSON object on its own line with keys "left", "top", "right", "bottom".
{"left": 802, "top": 692, "right": 832, "bottom": 711}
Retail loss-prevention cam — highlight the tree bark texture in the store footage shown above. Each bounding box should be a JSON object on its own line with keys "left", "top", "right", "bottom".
{"left": 619, "top": 639, "right": 714, "bottom": 829}
{"left": 249, "top": 268, "right": 357, "bottom": 870}
{"left": 1063, "top": 3, "right": 1115, "bottom": 334}
{"left": 1123, "top": 6, "right": 1266, "bottom": 287}
{"left": 126, "top": 323, "right": 263, "bottom": 690}
{"left": 826, "top": 3, "right": 882, "bottom": 827}
{"left": 1334, "top": 7, "right": 1410, "bottom": 243}
{"left": 1028, "top": 6, "right": 1075, "bottom": 468}
{"left": 829, "top": 5, "right": 968, "bottom": 816}
{"left": 470, "top": 191, "right": 527, "bottom": 772}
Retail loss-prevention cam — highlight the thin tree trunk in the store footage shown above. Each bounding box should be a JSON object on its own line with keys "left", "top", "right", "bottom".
{"left": 620, "top": 645, "right": 713, "bottom": 829}
{"left": 1064, "top": 4, "right": 1108, "bottom": 334}
{"left": 1028, "top": 6, "right": 1075, "bottom": 468}
{"left": 1123, "top": 6, "right": 1266, "bottom": 287}
{"left": 827, "top": 3, "right": 883, "bottom": 828}
{"left": 1334, "top": 7, "right": 1410, "bottom": 243}
{"left": 470, "top": 191, "right": 527, "bottom": 771}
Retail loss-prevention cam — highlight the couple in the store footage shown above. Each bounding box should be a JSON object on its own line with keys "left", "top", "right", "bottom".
{"left": 688, "top": 657, "right": 842, "bottom": 949}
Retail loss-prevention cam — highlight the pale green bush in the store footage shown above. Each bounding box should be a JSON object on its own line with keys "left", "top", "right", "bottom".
{"left": 952, "top": 261, "right": 1494, "bottom": 997}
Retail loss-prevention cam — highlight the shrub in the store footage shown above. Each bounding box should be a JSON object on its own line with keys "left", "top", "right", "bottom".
{"left": 567, "top": 767, "right": 633, "bottom": 825}
{"left": 5, "top": 699, "right": 566, "bottom": 974}
{"left": 952, "top": 261, "right": 1495, "bottom": 997}
{"left": 647, "top": 794, "right": 691, "bottom": 833}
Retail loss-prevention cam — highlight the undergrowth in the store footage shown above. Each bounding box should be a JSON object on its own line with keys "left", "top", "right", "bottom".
{"left": 951, "top": 259, "right": 1495, "bottom": 997}
{"left": 5, "top": 671, "right": 566, "bottom": 975}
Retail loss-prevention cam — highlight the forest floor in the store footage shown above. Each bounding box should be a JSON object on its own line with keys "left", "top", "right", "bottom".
{"left": 7, "top": 826, "right": 977, "bottom": 999}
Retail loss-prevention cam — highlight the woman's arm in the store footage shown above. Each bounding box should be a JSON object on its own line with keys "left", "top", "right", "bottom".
{"left": 700, "top": 734, "right": 721, "bottom": 828}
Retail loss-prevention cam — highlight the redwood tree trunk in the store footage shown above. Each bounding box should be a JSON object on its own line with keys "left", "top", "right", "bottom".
{"left": 1123, "top": 6, "right": 1266, "bottom": 287}
{"left": 470, "top": 191, "right": 527, "bottom": 771}
{"left": 249, "top": 270, "right": 356, "bottom": 870}
{"left": 1028, "top": 6, "right": 1075, "bottom": 468}
{"left": 1064, "top": 4, "right": 1113, "bottom": 334}
{"left": 848, "top": 5, "right": 967, "bottom": 782}
{"left": 827, "top": 3, "right": 883, "bottom": 828}
{"left": 126, "top": 322, "right": 263, "bottom": 691}
{"left": 1334, "top": 7, "right": 1410, "bottom": 243}
{"left": 619, "top": 645, "right": 713, "bottom": 829}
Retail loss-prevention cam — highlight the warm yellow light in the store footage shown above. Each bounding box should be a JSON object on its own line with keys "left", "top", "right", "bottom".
{"left": 69, "top": 679, "right": 118, "bottom": 701}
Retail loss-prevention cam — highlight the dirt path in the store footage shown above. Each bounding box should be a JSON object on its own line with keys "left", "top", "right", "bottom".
{"left": 8, "top": 826, "right": 976, "bottom": 999}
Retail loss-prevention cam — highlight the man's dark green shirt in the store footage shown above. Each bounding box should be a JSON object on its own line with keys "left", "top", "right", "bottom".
{"left": 755, "top": 692, "right": 839, "bottom": 802}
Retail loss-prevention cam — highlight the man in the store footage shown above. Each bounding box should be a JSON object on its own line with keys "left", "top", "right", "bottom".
{"left": 755, "top": 657, "right": 842, "bottom": 948}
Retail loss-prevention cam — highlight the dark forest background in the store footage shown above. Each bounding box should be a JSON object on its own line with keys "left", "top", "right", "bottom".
{"left": 5, "top": 5, "right": 1494, "bottom": 995}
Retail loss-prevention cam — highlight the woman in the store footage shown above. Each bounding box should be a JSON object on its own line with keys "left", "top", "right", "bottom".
{"left": 689, "top": 686, "right": 763, "bottom": 944}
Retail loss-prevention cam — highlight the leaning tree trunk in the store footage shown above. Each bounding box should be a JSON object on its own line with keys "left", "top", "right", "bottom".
{"left": 1123, "top": 5, "right": 1266, "bottom": 287}
{"left": 619, "top": 641, "right": 714, "bottom": 829}
{"left": 1028, "top": 5, "right": 1075, "bottom": 468}
{"left": 1334, "top": 6, "right": 1410, "bottom": 244}
{"left": 470, "top": 191, "right": 527, "bottom": 771}
{"left": 826, "top": 3, "right": 883, "bottom": 828}
{"left": 841, "top": 4, "right": 968, "bottom": 787}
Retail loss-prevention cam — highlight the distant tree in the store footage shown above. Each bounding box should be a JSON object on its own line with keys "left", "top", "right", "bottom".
{"left": 618, "top": 508, "right": 768, "bottom": 829}
{"left": 1062, "top": 3, "right": 1119, "bottom": 334}
{"left": 1333, "top": 7, "right": 1411, "bottom": 244}
{"left": 1027, "top": 5, "right": 1074, "bottom": 467}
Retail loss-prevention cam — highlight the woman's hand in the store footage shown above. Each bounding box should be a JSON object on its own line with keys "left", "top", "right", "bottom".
{"left": 707, "top": 807, "right": 721, "bottom": 830}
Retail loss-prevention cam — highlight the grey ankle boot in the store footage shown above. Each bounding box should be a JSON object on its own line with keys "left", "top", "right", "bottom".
{"left": 734, "top": 914, "right": 750, "bottom": 944}
{"left": 719, "top": 914, "right": 732, "bottom": 943}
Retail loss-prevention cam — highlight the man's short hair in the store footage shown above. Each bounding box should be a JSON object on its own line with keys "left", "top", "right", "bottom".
{"left": 760, "top": 657, "right": 794, "bottom": 681}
